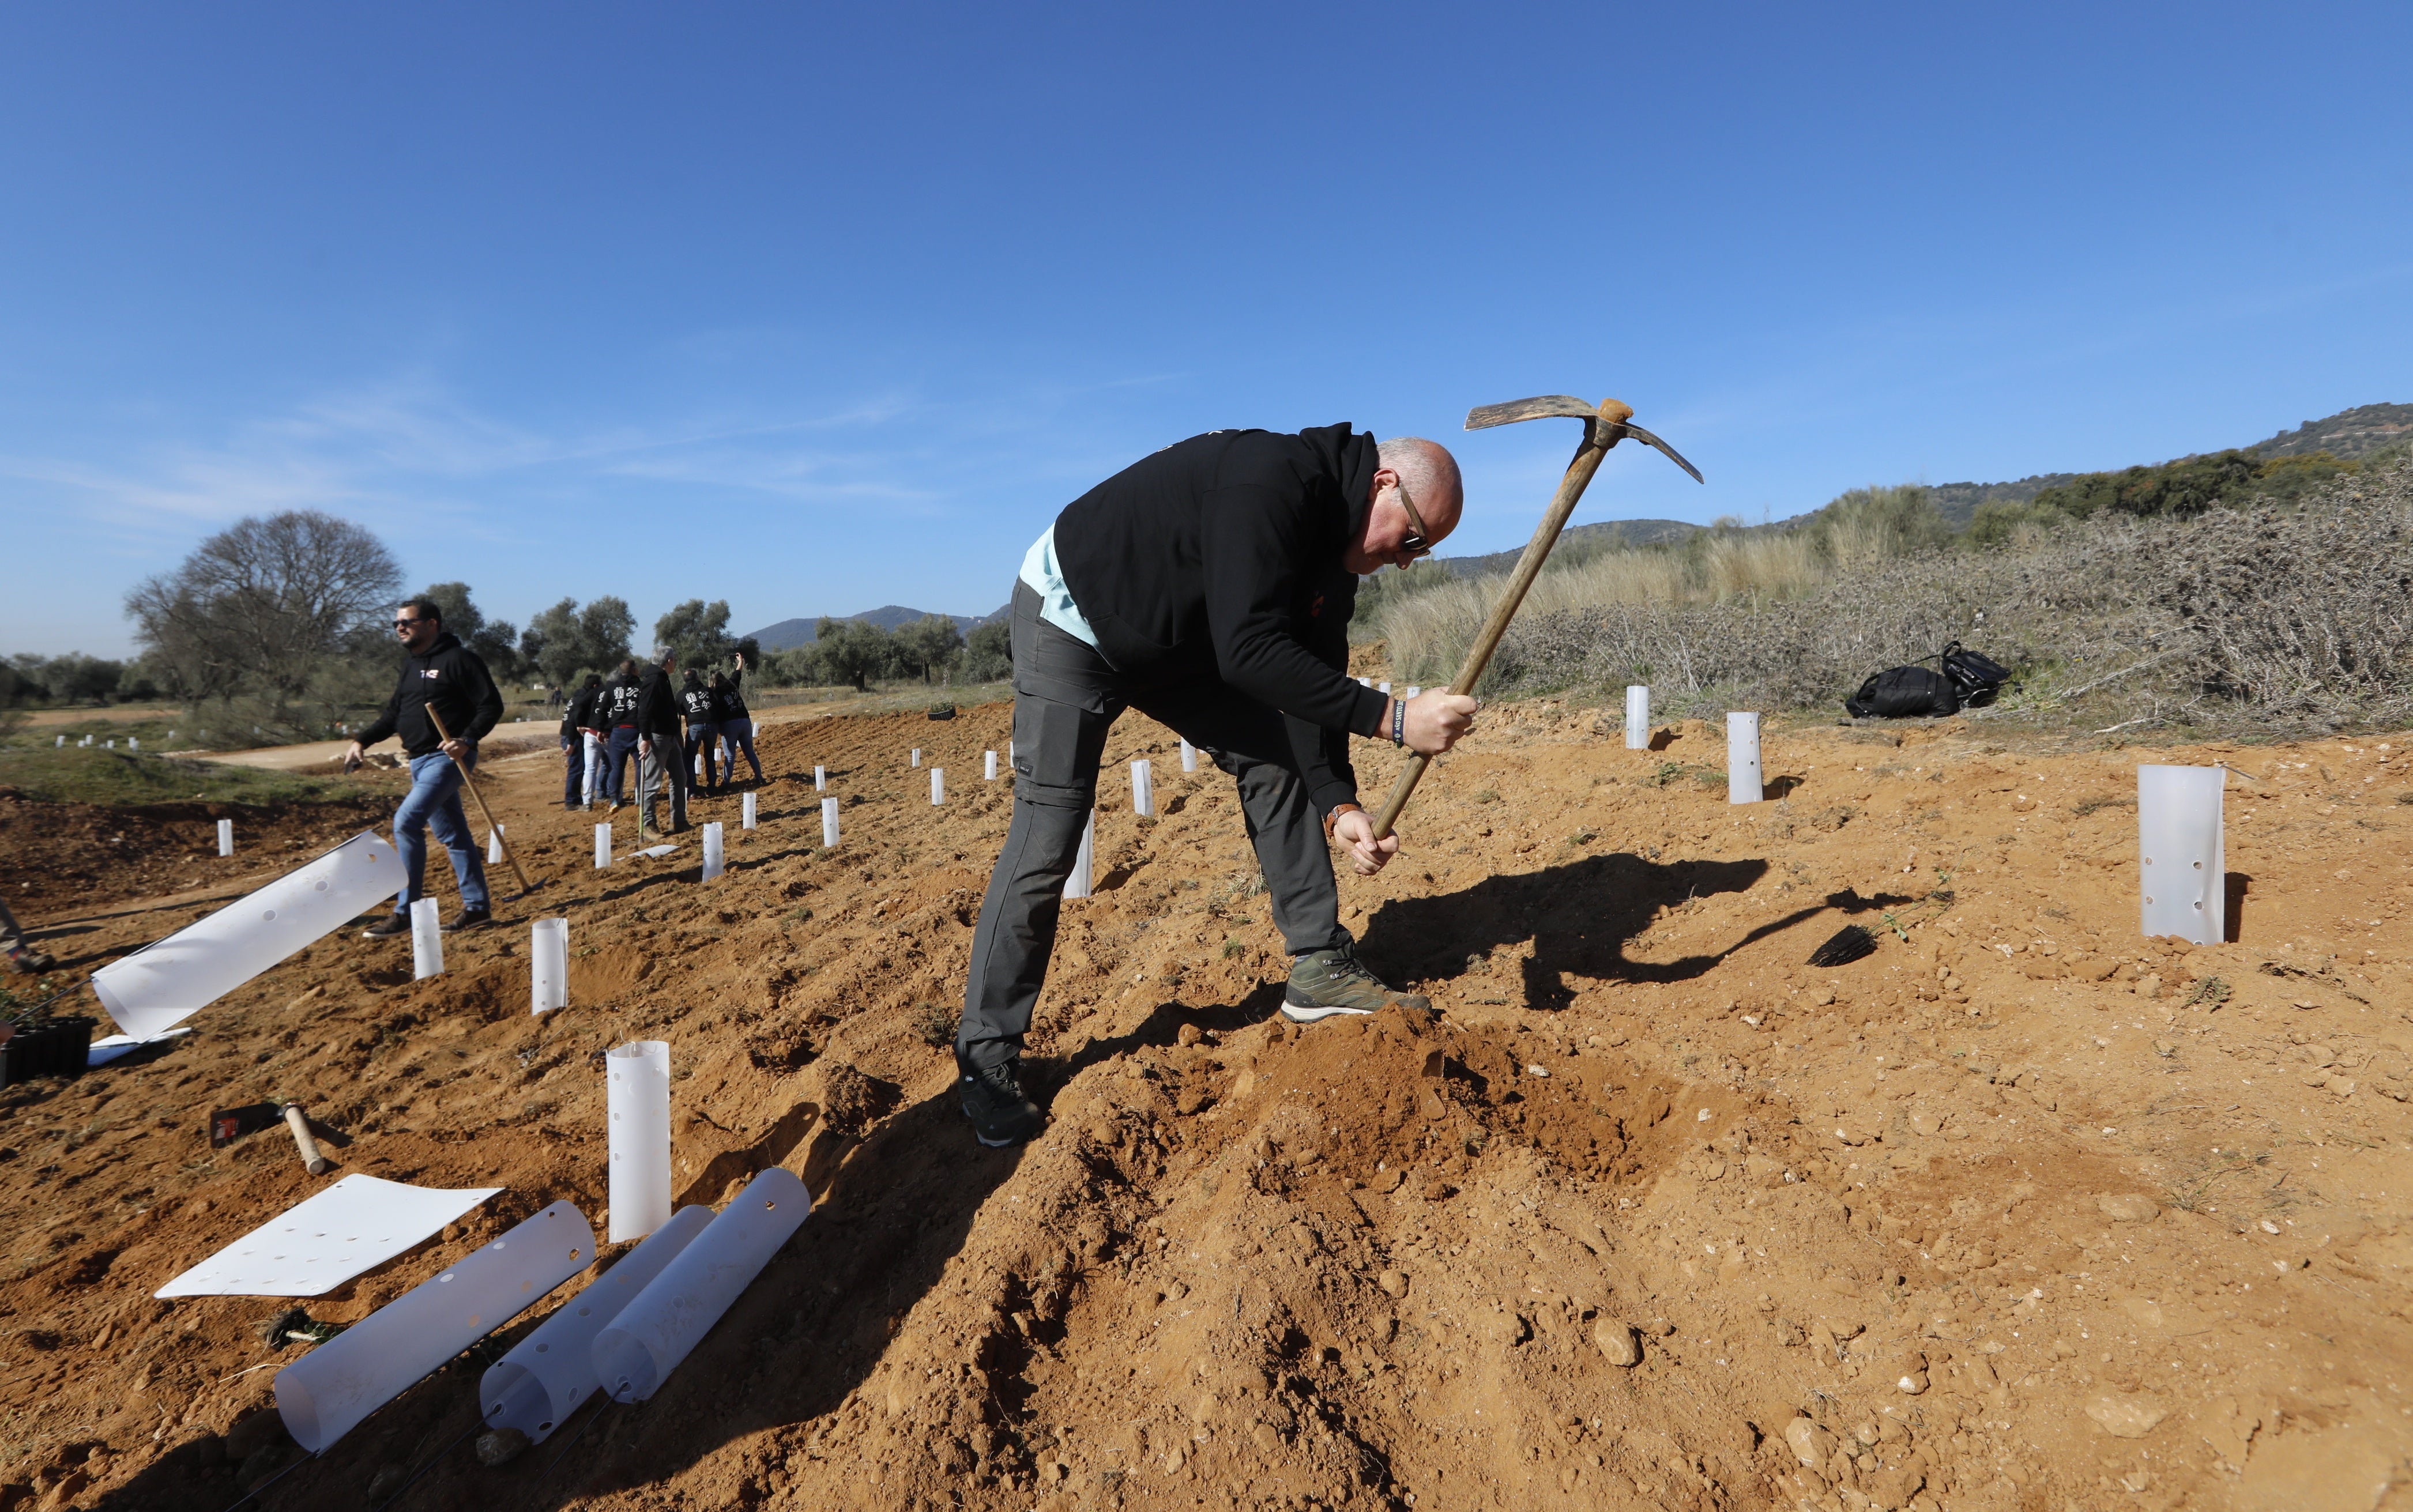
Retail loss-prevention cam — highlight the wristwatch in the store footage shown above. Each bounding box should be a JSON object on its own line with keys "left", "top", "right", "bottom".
{"left": 1322, "top": 802, "right": 1364, "bottom": 843}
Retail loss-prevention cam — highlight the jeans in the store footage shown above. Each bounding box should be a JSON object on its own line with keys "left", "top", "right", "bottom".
{"left": 721, "top": 716, "right": 763, "bottom": 783}
{"left": 686, "top": 721, "right": 719, "bottom": 790}
{"left": 603, "top": 727, "right": 639, "bottom": 804}
{"left": 562, "top": 737, "right": 586, "bottom": 806}
{"left": 957, "top": 583, "right": 1349, "bottom": 1072}
{"left": 392, "top": 748, "right": 490, "bottom": 915}
{"left": 640, "top": 736, "right": 689, "bottom": 829}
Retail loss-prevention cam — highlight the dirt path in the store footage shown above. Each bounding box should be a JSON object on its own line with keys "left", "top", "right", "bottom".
{"left": 2, "top": 697, "right": 2407, "bottom": 1511}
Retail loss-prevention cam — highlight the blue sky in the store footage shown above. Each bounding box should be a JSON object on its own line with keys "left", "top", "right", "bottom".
{"left": 3, "top": 2, "right": 2407, "bottom": 658}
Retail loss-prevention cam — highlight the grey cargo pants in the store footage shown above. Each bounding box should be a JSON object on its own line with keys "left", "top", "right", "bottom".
{"left": 957, "top": 583, "right": 1354, "bottom": 1072}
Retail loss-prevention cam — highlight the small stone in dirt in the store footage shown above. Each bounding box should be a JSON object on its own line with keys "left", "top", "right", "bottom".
{"left": 1378, "top": 1270, "right": 1410, "bottom": 1299}
{"left": 2260, "top": 1219, "right": 2281, "bottom": 1234}
{"left": 1593, "top": 1319, "right": 1641, "bottom": 1367}
{"left": 1783, "top": 1417, "right": 1834, "bottom": 1468}
{"left": 2098, "top": 1193, "right": 2162, "bottom": 1224}
{"left": 366, "top": 1466, "right": 409, "bottom": 1500}
{"left": 1176, "top": 1024, "right": 1203, "bottom": 1047}
{"left": 2083, "top": 1392, "right": 2169, "bottom": 1439}
{"left": 224, "top": 1409, "right": 291, "bottom": 1464}
{"left": 1421, "top": 1180, "right": 1454, "bottom": 1202}
{"left": 476, "top": 1428, "right": 529, "bottom": 1467}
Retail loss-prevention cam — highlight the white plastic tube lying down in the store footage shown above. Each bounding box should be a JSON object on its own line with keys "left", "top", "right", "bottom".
{"left": 593, "top": 1167, "right": 811, "bottom": 1402}
{"left": 92, "top": 831, "right": 401, "bottom": 1039}
{"left": 481, "top": 1205, "right": 712, "bottom": 1443}
{"left": 276, "top": 1201, "right": 594, "bottom": 1454}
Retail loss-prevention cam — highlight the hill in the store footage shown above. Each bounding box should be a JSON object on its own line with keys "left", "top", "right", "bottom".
{"left": 746, "top": 604, "right": 1008, "bottom": 651}
{"left": 2247, "top": 399, "right": 2412, "bottom": 461}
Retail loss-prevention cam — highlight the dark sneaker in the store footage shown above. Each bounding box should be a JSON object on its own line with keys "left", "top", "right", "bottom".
{"left": 362, "top": 913, "right": 411, "bottom": 940}
{"left": 449, "top": 906, "right": 492, "bottom": 930}
{"left": 956, "top": 1051, "right": 1046, "bottom": 1147}
{"left": 1282, "top": 944, "right": 1431, "bottom": 1022}
{"left": 7, "top": 946, "right": 57, "bottom": 975}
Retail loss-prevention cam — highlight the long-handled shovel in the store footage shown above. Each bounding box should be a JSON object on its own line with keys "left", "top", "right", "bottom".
{"left": 1368, "top": 394, "right": 1702, "bottom": 840}
{"left": 426, "top": 707, "right": 544, "bottom": 899}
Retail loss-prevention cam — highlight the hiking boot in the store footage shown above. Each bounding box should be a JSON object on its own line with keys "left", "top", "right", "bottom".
{"left": 1282, "top": 944, "right": 1431, "bottom": 1022}
{"left": 6, "top": 946, "right": 56, "bottom": 975}
{"left": 956, "top": 1050, "right": 1046, "bottom": 1147}
{"left": 361, "top": 913, "right": 411, "bottom": 940}
{"left": 449, "top": 906, "right": 492, "bottom": 930}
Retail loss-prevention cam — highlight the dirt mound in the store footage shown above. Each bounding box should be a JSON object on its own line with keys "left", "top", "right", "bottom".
{"left": 1, "top": 701, "right": 2408, "bottom": 1510}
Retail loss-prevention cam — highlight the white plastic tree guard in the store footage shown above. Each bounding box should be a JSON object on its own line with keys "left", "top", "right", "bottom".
{"left": 1179, "top": 740, "right": 1196, "bottom": 773}
{"left": 1063, "top": 812, "right": 1095, "bottom": 899}
{"left": 409, "top": 898, "right": 444, "bottom": 980}
{"left": 92, "top": 831, "right": 402, "bottom": 1039}
{"left": 128, "top": 737, "right": 138, "bottom": 751}
{"left": 1625, "top": 686, "right": 1650, "bottom": 750}
{"left": 480, "top": 1205, "right": 712, "bottom": 1444}
{"left": 1405, "top": 685, "right": 1421, "bottom": 699}
{"left": 217, "top": 819, "right": 235, "bottom": 857}
{"left": 1131, "top": 759, "right": 1154, "bottom": 817}
{"left": 487, "top": 826, "right": 505, "bottom": 864}
{"left": 275, "top": 1201, "right": 593, "bottom": 1454}
{"left": 931, "top": 769, "right": 945, "bottom": 805}
{"left": 156, "top": 1173, "right": 500, "bottom": 1298}
{"left": 2139, "top": 764, "right": 2225, "bottom": 943}
{"left": 821, "top": 797, "right": 840, "bottom": 848}
{"left": 814, "top": 765, "right": 826, "bottom": 790}
{"left": 531, "top": 919, "right": 569, "bottom": 1015}
{"left": 910, "top": 748, "right": 921, "bottom": 768}
{"left": 701, "top": 822, "right": 725, "bottom": 881}
{"left": 741, "top": 791, "right": 757, "bottom": 829}
{"left": 1726, "top": 712, "right": 1763, "bottom": 804}
{"left": 607, "top": 1041, "right": 673, "bottom": 1243}
{"left": 1378, "top": 681, "right": 1391, "bottom": 695}
{"left": 592, "top": 1167, "right": 811, "bottom": 1403}
{"left": 594, "top": 823, "right": 611, "bottom": 869}
{"left": 985, "top": 750, "right": 999, "bottom": 780}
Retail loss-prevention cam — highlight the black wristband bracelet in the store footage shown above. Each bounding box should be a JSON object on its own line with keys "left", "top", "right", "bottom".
{"left": 1391, "top": 697, "right": 1406, "bottom": 746}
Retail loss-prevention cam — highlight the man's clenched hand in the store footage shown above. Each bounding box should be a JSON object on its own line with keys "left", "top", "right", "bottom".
{"left": 1331, "top": 808, "right": 1401, "bottom": 877}
{"left": 1399, "top": 691, "right": 1479, "bottom": 756}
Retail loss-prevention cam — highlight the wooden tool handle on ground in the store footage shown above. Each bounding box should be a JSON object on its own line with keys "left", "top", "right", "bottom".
{"left": 284, "top": 1103, "right": 332, "bottom": 1175}
{"left": 1369, "top": 417, "right": 1621, "bottom": 839}
{"left": 426, "top": 707, "right": 535, "bottom": 892}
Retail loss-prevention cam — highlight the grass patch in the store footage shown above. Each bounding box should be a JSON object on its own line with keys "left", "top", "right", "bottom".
{"left": 0, "top": 748, "right": 362, "bottom": 806}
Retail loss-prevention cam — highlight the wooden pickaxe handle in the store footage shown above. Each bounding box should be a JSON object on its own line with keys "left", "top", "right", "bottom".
{"left": 1369, "top": 395, "right": 1698, "bottom": 840}
{"left": 426, "top": 706, "right": 536, "bottom": 894}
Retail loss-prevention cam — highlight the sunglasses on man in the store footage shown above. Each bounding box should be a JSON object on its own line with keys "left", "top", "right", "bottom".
{"left": 1393, "top": 478, "right": 1434, "bottom": 560}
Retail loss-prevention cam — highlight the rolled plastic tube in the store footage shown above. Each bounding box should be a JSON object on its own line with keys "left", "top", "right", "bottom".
{"left": 1625, "top": 686, "right": 1650, "bottom": 750}
{"left": 701, "top": 823, "right": 725, "bottom": 882}
{"left": 607, "top": 1040, "right": 672, "bottom": 1243}
{"left": 1063, "top": 811, "right": 1094, "bottom": 899}
{"left": 531, "top": 919, "right": 569, "bottom": 1015}
{"left": 594, "top": 823, "right": 611, "bottom": 869}
{"left": 1405, "top": 685, "right": 1421, "bottom": 699}
{"left": 2139, "top": 764, "right": 2224, "bottom": 943}
{"left": 1726, "top": 712, "right": 1762, "bottom": 805}
{"left": 409, "top": 898, "right": 444, "bottom": 980}
{"left": 91, "top": 831, "right": 401, "bottom": 1039}
{"left": 480, "top": 1205, "right": 712, "bottom": 1443}
{"left": 487, "top": 826, "right": 505, "bottom": 864}
{"left": 1378, "top": 681, "right": 1391, "bottom": 695}
{"left": 276, "top": 1201, "right": 594, "bottom": 1454}
{"left": 129, "top": 737, "right": 138, "bottom": 750}
{"left": 984, "top": 750, "right": 998, "bottom": 780}
{"left": 592, "top": 1167, "right": 811, "bottom": 1403}
{"left": 821, "top": 797, "right": 840, "bottom": 848}
{"left": 741, "top": 791, "right": 757, "bottom": 829}
{"left": 931, "top": 769, "right": 944, "bottom": 805}
{"left": 217, "top": 819, "right": 234, "bottom": 857}
{"left": 1179, "top": 740, "right": 1196, "bottom": 773}
{"left": 814, "top": 765, "right": 825, "bottom": 791}
{"left": 910, "top": 748, "right": 920, "bottom": 768}
{"left": 1131, "top": 759, "right": 1154, "bottom": 817}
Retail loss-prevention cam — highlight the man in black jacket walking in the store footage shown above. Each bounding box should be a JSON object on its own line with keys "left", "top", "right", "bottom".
{"left": 635, "top": 647, "right": 690, "bottom": 833}
{"left": 344, "top": 597, "right": 506, "bottom": 936}
{"left": 563, "top": 673, "right": 604, "bottom": 809}
{"left": 955, "top": 423, "right": 1480, "bottom": 1146}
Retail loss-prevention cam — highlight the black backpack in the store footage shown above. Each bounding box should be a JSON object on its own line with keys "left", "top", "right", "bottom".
{"left": 1844, "top": 640, "right": 2011, "bottom": 719}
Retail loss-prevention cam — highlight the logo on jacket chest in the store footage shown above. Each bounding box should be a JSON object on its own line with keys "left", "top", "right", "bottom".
{"left": 421, "top": 669, "right": 441, "bottom": 680}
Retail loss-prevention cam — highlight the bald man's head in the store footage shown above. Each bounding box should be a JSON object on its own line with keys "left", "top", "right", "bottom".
{"left": 1344, "top": 436, "right": 1465, "bottom": 574}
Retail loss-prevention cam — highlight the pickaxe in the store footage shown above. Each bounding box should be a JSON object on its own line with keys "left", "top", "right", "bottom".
{"left": 1368, "top": 395, "right": 1703, "bottom": 839}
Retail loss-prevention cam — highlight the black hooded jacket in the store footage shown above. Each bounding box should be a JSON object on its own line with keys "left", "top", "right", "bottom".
{"left": 710, "top": 667, "right": 750, "bottom": 723}
{"left": 357, "top": 632, "right": 505, "bottom": 759}
{"left": 1052, "top": 423, "right": 1388, "bottom": 813}
{"left": 635, "top": 662, "right": 683, "bottom": 740}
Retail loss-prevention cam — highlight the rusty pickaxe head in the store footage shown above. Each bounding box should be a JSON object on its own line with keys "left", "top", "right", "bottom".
{"left": 1463, "top": 394, "right": 1704, "bottom": 484}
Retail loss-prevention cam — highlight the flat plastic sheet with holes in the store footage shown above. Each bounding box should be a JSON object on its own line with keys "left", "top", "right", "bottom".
{"left": 91, "top": 831, "right": 402, "bottom": 1040}
{"left": 154, "top": 1174, "right": 502, "bottom": 1299}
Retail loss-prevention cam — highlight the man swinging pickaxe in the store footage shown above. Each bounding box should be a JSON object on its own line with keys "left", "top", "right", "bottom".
{"left": 1367, "top": 395, "right": 1702, "bottom": 838}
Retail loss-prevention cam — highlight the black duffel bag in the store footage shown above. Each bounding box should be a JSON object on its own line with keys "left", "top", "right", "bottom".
{"left": 1844, "top": 640, "right": 2011, "bottom": 719}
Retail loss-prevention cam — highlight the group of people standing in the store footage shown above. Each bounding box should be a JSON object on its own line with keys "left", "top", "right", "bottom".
{"left": 559, "top": 648, "right": 764, "bottom": 833}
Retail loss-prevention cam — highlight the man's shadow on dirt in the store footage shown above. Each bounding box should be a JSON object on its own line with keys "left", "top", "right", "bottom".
{"left": 1357, "top": 851, "right": 1909, "bottom": 1010}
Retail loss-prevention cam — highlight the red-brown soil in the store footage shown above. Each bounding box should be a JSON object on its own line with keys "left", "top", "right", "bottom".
{"left": 2, "top": 697, "right": 2408, "bottom": 1511}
